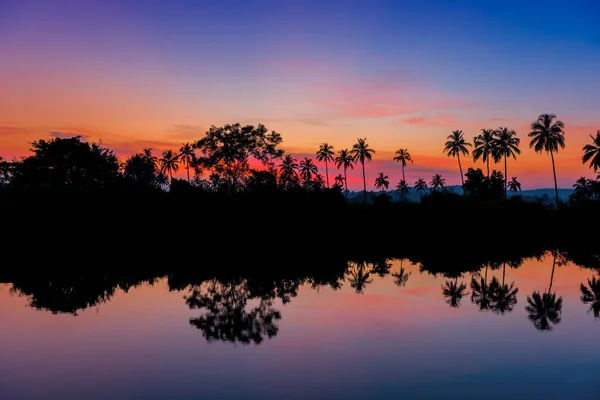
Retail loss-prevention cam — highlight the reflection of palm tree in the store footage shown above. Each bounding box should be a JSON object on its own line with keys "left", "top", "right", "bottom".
{"left": 346, "top": 261, "right": 374, "bottom": 294}
{"left": 580, "top": 276, "right": 600, "bottom": 319}
{"left": 525, "top": 251, "right": 563, "bottom": 331}
{"left": 491, "top": 263, "right": 519, "bottom": 314}
{"left": 442, "top": 276, "right": 468, "bottom": 308}
{"left": 470, "top": 264, "right": 497, "bottom": 311}
{"left": 392, "top": 260, "right": 411, "bottom": 287}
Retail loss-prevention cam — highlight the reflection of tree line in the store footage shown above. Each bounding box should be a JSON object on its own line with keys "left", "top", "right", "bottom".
{"left": 4, "top": 250, "right": 600, "bottom": 345}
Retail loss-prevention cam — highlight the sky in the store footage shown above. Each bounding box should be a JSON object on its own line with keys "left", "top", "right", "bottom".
{"left": 1, "top": 0, "right": 599, "bottom": 188}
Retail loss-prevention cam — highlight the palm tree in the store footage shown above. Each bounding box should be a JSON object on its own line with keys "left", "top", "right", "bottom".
{"left": 580, "top": 276, "right": 600, "bottom": 318}
{"left": 159, "top": 149, "right": 179, "bottom": 179}
{"left": 335, "top": 149, "right": 355, "bottom": 202}
{"left": 392, "top": 260, "right": 411, "bottom": 287}
{"left": 473, "top": 129, "right": 496, "bottom": 178}
{"left": 299, "top": 158, "right": 318, "bottom": 182}
{"left": 142, "top": 148, "right": 157, "bottom": 165}
{"left": 573, "top": 176, "right": 593, "bottom": 198}
{"left": 442, "top": 276, "right": 468, "bottom": 308}
{"left": 470, "top": 263, "right": 497, "bottom": 311}
{"left": 507, "top": 177, "right": 521, "bottom": 193}
{"left": 333, "top": 174, "right": 345, "bottom": 189}
{"left": 179, "top": 142, "right": 195, "bottom": 182}
{"left": 444, "top": 130, "right": 471, "bottom": 187}
{"left": 582, "top": 131, "right": 600, "bottom": 173}
{"left": 395, "top": 179, "right": 409, "bottom": 202}
{"left": 525, "top": 251, "right": 563, "bottom": 331}
{"left": 393, "top": 148, "right": 413, "bottom": 182}
{"left": 414, "top": 178, "right": 428, "bottom": 194}
{"left": 430, "top": 174, "right": 446, "bottom": 191}
{"left": 374, "top": 172, "right": 389, "bottom": 191}
{"left": 528, "top": 113, "right": 566, "bottom": 207}
{"left": 279, "top": 154, "right": 299, "bottom": 186}
{"left": 346, "top": 261, "right": 373, "bottom": 294}
{"left": 350, "top": 138, "right": 375, "bottom": 203}
{"left": 494, "top": 127, "right": 521, "bottom": 197}
{"left": 316, "top": 143, "right": 335, "bottom": 188}
{"left": 492, "top": 263, "right": 519, "bottom": 314}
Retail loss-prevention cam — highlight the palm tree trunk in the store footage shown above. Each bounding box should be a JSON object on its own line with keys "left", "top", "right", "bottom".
{"left": 187, "top": 162, "right": 190, "bottom": 182}
{"left": 402, "top": 165, "right": 405, "bottom": 182}
{"left": 457, "top": 153, "right": 464, "bottom": 188}
{"left": 486, "top": 158, "right": 490, "bottom": 178}
{"left": 549, "top": 253, "right": 557, "bottom": 293}
{"left": 504, "top": 155, "right": 507, "bottom": 198}
{"left": 550, "top": 149, "right": 559, "bottom": 207}
{"left": 502, "top": 263, "right": 506, "bottom": 286}
{"left": 344, "top": 167, "right": 348, "bottom": 202}
{"left": 362, "top": 160, "right": 367, "bottom": 203}
{"left": 325, "top": 160, "right": 330, "bottom": 188}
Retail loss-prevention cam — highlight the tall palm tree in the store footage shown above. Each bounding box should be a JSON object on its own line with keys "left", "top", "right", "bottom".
{"left": 473, "top": 129, "right": 496, "bottom": 178}
{"left": 393, "top": 148, "right": 413, "bottom": 182}
{"left": 299, "top": 158, "right": 318, "bottom": 182}
{"left": 333, "top": 174, "right": 345, "bottom": 189}
{"left": 444, "top": 130, "right": 471, "bottom": 187}
{"left": 316, "top": 143, "right": 335, "bottom": 188}
{"left": 159, "top": 149, "right": 179, "bottom": 180}
{"left": 507, "top": 177, "right": 521, "bottom": 193}
{"left": 335, "top": 149, "right": 354, "bottom": 202}
{"left": 396, "top": 179, "right": 409, "bottom": 202}
{"left": 414, "top": 178, "right": 428, "bottom": 194}
{"left": 442, "top": 276, "right": 469, "bottom": 308}
{"left": 580, "top": 276, "right": 600, "bottom": 319}
{"left": 179, "top": 142, "right": 195, "bottom": 182}
{"left": 494, "top": 127, "right": 521, "bottom": 197}
{"left": 525, "top": 251, "right": 564, "bottom": 331}
{"left": 142, "top": 148, "right": 157, "bottom": 165}
{"left": 279, "top": 154, "right": 299, "bottom": 186}
{"left": 374, "top": 172, "right": 389, "bottom": 191}
{"left": 492, "top": 263, "right": 519, "bottom": 314}
{"left": 528, "top": 113, "right": 566, "bottom": 207}
{"left": 430, "top": 174, "right": 446, "bottom": 191}
{"left": 582, "top": 131, "right": 600, "bottom": 173}
{"left": 350, "top": 138, "right": 375, "bottom": 203}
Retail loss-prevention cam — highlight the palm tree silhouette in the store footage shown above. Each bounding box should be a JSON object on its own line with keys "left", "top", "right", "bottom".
{"left": 525, "top": 251, "right": 564, "bottom": 331}
{"left": 179, "top": 142, "right": 195, "bottom": 182}
{"left": 573, "top": 176, "right": 593, "bottom": 198}
{"left": 142, "top": 148, "right": 157, "bottom": 165}
{"left": 333, "top": 174, "right": 345, "bottom": 189}
{"left": 279, "top": 154, "right": 299, "bottom": 187}
{"left": 493, "top": 127, "right": 521, "bottom": 197}
{"left": 159, "top": 149, "right": 179, "bottom": 180}
{"left": 528, "top": 113, "right": 566, "bottom": 207}
{"left": 507, "top": 177, "right": 521, "bottom": 193}
{"left": 395, "top": 179, "right": 409, "bottom": 202}
{"left": 299, "top": 158, "right": 318, "bottom": 182}
{"left": 414, "top": 178, "right": 428, "bottom": 194}
{"left": 335, "top": 149, "right": 354, "bottom": 202}
{"left": 470, "top": 263, "right": 497, "bottom": 311}
{"left": 580, "top": 276, "right": 600, "bottom": 319}
{"left": 442, "top": 275, "right": 469, "bottom": 308}
{"left": 430, "top": 174, "right": 446, "bottom": 191}
{"left": 444, "top": 130, "right": 471, "bottom": 187}
{"left": 346, "top": 261, "right": 374, "bottom": 294}
{"left": 374, "top": 172, "right": 389, "bottom": 191}
{"left": 492, "top": 263, "right": 519, "bottom": 314}
{"left": 393, "top": 148, "right": 413, "bottom": 182}
{"left": 316, "top": 143, "right": 335, "bottom": 188}
{"left": 582, "top": 131, "right": 600, "bottom": 173}
{"left": 350, "top": 138, "right": 375, "bottom": 203}
{"left": 392, "top": 260, "right": 411, "bottom": 287}
{"left": 473, "top": 129, "right": 496, "bottom": 178}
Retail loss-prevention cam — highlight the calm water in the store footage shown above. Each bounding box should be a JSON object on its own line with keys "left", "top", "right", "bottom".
{"left": 1, "top": 254, "right": 600, "bottom": 399}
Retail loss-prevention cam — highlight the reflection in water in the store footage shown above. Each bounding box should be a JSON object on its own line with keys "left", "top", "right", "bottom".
{"left": 471, "top": 263, "right": 496, "bottom": 311}
{"left": 525, "top": 251, "right": 563, "bottom": 331}
{"left": 391, "top": 260, "right": 411, "bottom": 287}
{"left": 580, "top": 276, "right": 600, "bottom": 319}
{"left": 346, "top": 261, "right": 374, "bottom": 294}
{"left": 442, "top": 275, "right": 469, "bottom": 308}
{"left": 492, "top": 263, "right": 519, "bottom": 314}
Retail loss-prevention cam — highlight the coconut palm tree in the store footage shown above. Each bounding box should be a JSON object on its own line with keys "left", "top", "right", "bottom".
{"left": 333, "top": 174, "right": 345, "bottom": 189}
{"left": 430, "top": 174, "right": 446, "bottom": 191}
{"left": 279, "top": 154, "right": 299, "bottom": 187}
{"left": 414, "top": 178, "right": 428, "bottom": 194}
{"left": 470, "top": 263, "right": 497, "bottom": 311}
{"left": 335, "top": 149, "right": 355, "bottom": 202}
{"left": 580, "top": 276, "right": 600, "bottom": 318}
{"left": 494, "top": 127, "right": 521, "bottom": 197}
{"left": 374, "top": 172, "right": 389, "bottom": 191}
{"left": 142, "top": 148, "right": 157, "bottom": 165}
{"left": 508, "top": 177, "right": 521, "bottom": 193}
{"left": 444, "top": 130, "right": 471, "bottom": 187}
{"left": 316, "top": 143, "right": 335, "bottom": 188}
{"left": 492, "top": 263, "right": 519, "bottom": 314}
{"left": 442, "top": 276, "right": 469, "bottom": 308}
{"left": 350, "top": 138, "right": 375, "bottom": 203}
{"left": 179, "top": 142, "right": 195, "bottom": 182}
{"left": 473, "top": 129, "right": 497, "bottom": 178}
{"left": 395, "top": 179, "right": 409, "bottom": 202}
{"left": 346, "top": 261, "right": 374, "bottom": 294}
{"left": 525, "top": 251, "right": 564, "bottom": 331}
{"left": 299, "top": 158, "right": 318, "bottom": 182}
{"left": 573, "top": 176, "right": 593, "bottom": 198}
{"left": 582, "top": 131, "right": 600, "bottom": 173}
{"left": 528, "top": 113, "right": 566, "bottom": 207}
{"left": 392, "top": 260, "right": 411, "bottom": 287}
{"left": 159, "top": 149, "right": 179, "bottom": 180}
{"left": 393, "top": 148, "right": 413, "bottom": 182}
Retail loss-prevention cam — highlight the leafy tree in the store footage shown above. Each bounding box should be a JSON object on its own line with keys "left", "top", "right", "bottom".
{"left": 193, "top": 123, "right": 284, "bottom": 192}
{"left": 582, "top": 131, "right": 600, "bottom": 173}
{"left": 395, "top": 179, "right": 409, "bottom": 201}
{"left": 473, "top": 129, "right": 497, "bottom": 178}
{"left": 159, "top": 150, "right": 179, "bottom": 180}
{"left": 508, "top": 177, "right": 521, "bottom": 193}
{"left": 374, "top": 172, "right": 389, "bottom": 191}
{"left": 316, "top": 143, "right": 335, "bottom": 188}
{"left": 299, "top": 158, "right": 318, "bottom": 183}
{"left": 414, "top": 178, "right": 428, "bottom": 194}
{"left": 494, "top": 127, "right": 521, "bottom": 197}
{"left": 442, "top": 276, "right": 468, "bottom": 308}
{"left": 278, "top": 154, "right": 299, "bottom": 189}
{"left": 444, "top": 130, "right": 471, "bottom": 187}
{"left": 122, "top": 152, "right": 158, "bottom": 186}
{"left": 335, "top": 149, "right": 354, "bottom": 202}
{"left": 179, "top": 142, "right": 195, "bottom": 182}
{"left": 528, "top": 113, "right": 566, "bottom": 207}
{"left": 393, "top": 148, "right": 413, "bottom": 182}
{"left": 430, "top": 174, "right": 446, "bottom": 191}
{"left": 351, "top": 138, "right": 375, "bottom": 203}
{"left": 463, "top": 168, "right": 504, "bottom": 200}
{"left": 333, "top": 174, "right": 345, "bottom": 190}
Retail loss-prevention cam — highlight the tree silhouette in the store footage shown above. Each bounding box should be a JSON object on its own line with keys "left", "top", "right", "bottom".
{"left": 351, "top": 138, "right": 375, "bottom": 203}
{"left": 392, "top": 260, "right": 411, "bottom": 287}
{"left": 299, "top": 158, "right": 318, "bottom": 183}
{"left": 335, "top": 149, "right": 354, "bottom": 202}
{"left": 122, "top": 151, "right": 158, "bottom": 186}
{"left": 580, "top": 276, "right": 600, "bottom": 319}
{"left": 444, "top": 130, "right": 471, "bottom": 187}
{"left": 414, "top": 178, "right": 428, "bottom": 194}
{"left": 507, "top": 177, "right": 521, "bottom": 193}
{"left": 582, "top": 131, "right": 600, "bottom": 173}
{"left": 279, "top": 154, "right": 299, "bottom": 189}
{"left": 493, "top": 127, "right": 521, "bottom": 197}
{"left": 528, "top": 114, "right": 566, "bottom": 207}
{"left": 179, "top": 142, "right": 195, "bottom": 182}
{"left": 491, "top": 263, "right": 519, "bottom": 314}
{"left": 473, "top": 129, "right": 497, "bottom": 178}
{"left": 525, "top": 251, "right": 564, "bottom": 331}
{"left": 374, "top": 172, "right": 389, "bottom": 191}
{"left": 430, "top": 174, "right": 446, "bottom": 191}
{"left": 346, "top": 261, "right": 374, "bottom": 294}
{"left": 442, "top": 276, "right": 469, "bottom": 308}
{"left": 470, "top": 264, "right": 497, "bottom": 311}
{"left": 316, "top": 143, "right": 335, "bottom": 188}
{"left": 393, "top": 148, "right": 413, "bottom": 182}
{"left": 159, "top": 150, "right": 179, "bottom": 180}
{"left": 333, "top": 174, "right": 345, "bottom": 189}
{"left": 395, "top": 179, "right": 409, "bottom": 201}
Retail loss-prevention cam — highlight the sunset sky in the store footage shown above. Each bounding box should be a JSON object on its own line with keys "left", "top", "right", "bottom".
{"left": 1, "top": 0, "right": 599, "bottom": 188}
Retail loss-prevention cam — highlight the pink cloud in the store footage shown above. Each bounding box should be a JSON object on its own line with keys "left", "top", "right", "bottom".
{"left": 400, "top": 114, "right": 468, "bottom": 128}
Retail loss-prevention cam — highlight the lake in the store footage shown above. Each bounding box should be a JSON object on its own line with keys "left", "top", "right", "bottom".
{"left": 1, "top": 252, "right": 599, "bottom": 399}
